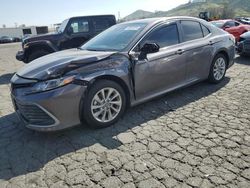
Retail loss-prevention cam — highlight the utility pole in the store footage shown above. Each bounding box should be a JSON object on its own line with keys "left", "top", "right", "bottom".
{"left": 118, "top": 11, "right": 121, "bottom": 22}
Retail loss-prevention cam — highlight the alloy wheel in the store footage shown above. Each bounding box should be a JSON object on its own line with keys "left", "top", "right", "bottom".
{"left": 91, "top": 87, "right": 122, "bottom": 123}
{"left": 213, "top": 57, "right": 226, "bottom": 81}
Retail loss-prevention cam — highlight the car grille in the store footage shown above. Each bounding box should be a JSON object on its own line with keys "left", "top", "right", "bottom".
{"left": 11, "top": 82, "right": 35, "bottom": 89}
{"left": 15, "top": 101, "right": 55, "bottom": 126}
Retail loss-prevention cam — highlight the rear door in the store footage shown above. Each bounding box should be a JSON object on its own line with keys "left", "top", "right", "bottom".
{"left": 179, "top": 20, "right": 214, "bottom": 82}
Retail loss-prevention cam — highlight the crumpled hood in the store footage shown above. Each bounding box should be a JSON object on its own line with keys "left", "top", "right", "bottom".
{"left": 16, "top": 49, "right": 116, "bottom": 80}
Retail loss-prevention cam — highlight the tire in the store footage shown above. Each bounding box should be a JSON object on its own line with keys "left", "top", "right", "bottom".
{"left": 27, "top": 50, "right": 49, "bottom": 63}
{"left": 82, "top": 80, "right": 126, "bottom": 128}
{"left": 208, "top": 54, "right": 227, "bottom": 84}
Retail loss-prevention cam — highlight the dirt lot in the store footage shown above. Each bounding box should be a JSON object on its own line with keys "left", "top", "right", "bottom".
{"left": 0, "top": 43, "right": 249, "bottom": 188}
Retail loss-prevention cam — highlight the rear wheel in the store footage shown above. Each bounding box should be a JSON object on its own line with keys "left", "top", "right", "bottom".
{"left": 82, "top": 80, "right": 126, "bottom": 128}
{"left": 208, "top": 54, "right": 227, "bottom": 84}
{"left": 27, "top": 50, "right": 50, "bottom": 63}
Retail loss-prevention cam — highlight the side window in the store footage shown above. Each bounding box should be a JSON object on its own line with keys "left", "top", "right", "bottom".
{"left": 181, "top": 21, "right": 203, "bottom": 42}
{"left": 225, "top": 21, "right": 236, "bottom": 28}
{"left": 235, "top": 21, "right": 240, "bottom": 26}
{"left": 141, "top": 24, "right": 179, "bottom": 49}
{"left": 201, "top": 24, "right": 210, "bottom": 37}
{"left": 70, "top": 19, "right": 89, "bottom": 33}
{"left": 93, "top": 18, "right": 111, "bottom": 32}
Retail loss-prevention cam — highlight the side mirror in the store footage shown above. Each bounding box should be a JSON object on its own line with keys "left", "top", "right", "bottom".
{"left": 141, "top": 43, "right": 160, "bottom": 54}
{"left": 223, "top": 25, "right": 230, "bottom": 30}
{"left": 139, "top": 43, "right": 160, "bottom": 60}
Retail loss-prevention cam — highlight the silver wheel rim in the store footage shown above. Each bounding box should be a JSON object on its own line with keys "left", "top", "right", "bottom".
{"left": 91, "top": 87, "right": 122, "bottom": 123}
{"left": 213, "top": 57, "right": 226, "bottom": 81}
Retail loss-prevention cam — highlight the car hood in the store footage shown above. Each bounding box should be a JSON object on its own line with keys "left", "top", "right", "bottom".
{"left": 24, "top": 32, "right": 60, "bottom": 43}
{"left": 16, "top": 49, "right": 116, "bottom": 80}
{"left": 241, "top": 31, "right": 250, "bottom": 39}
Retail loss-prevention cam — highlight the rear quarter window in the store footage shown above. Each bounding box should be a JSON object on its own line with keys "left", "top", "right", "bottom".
{"left": 181, "top": 21, "right": 203, "bottom": 42}
{"left": 93, "top": 17, "right": 115, "bottom": 32}
{"left": 201, "top": 24, "right": 210, "bottom": 37}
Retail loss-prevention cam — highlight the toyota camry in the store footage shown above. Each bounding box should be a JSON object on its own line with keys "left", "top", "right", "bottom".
{"left": 11, "top": 17, "right": 235, "bottom": 131}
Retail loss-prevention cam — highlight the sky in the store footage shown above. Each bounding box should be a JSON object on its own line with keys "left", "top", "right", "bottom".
{"left": 0, "top": 0, "right": 189, "bottom": 27}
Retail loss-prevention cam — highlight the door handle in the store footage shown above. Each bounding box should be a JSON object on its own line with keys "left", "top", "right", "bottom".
{"left": 209, "top": 41, "right": 214, "bottom": 45}
{"left": 176, "top": 49, "right": 184, "bottom": 55}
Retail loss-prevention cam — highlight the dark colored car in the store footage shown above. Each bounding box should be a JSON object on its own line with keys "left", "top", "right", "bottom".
{"left": 235, "top": 17, "right": 250, "bottom": 25}
{"left": 16, "top": 15, "right": 116, "bottom": 63}
{"left": 0, "top": 36, "right": 14, "bottom": 43}
{"left": 13, "top": 37, "right": 21, "bottom": 42}
{"left": 11, "top": 16, "right": 235, "bottom": 131}
{"left": 211, "top": 19, "right": 250, "bottom": 41}
{"left": 237, "top": 31, "right": 250, "bottom": 56}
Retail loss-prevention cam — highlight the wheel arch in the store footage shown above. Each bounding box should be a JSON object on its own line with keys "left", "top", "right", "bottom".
{"left": 89, "top": 75, "right": 131, "bottom": 107}
{"left": 214, "top": 49, "right": 230, "bottom": 68}
{"left": 79, "top": 74, "right": 131, "bottom": 125}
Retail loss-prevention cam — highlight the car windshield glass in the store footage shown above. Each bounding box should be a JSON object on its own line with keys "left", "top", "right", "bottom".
{"left": 58, "top": 19, "right": 69, "bottom": 33}
{"left": 211, "top": 21, "right": 224, "bottom": 28}
{"left": 81, "top": 22, "right": 147, "bottom": 51}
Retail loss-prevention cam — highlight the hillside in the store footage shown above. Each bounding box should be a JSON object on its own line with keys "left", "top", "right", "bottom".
{"left": 122, "top": 0, "right": 250, "bottom": 21}
{"left": 123, "top": 10, "right": 153, "bottom": 21}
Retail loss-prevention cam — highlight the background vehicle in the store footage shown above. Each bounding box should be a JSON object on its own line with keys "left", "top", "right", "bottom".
{"left": 11, "top": 17, "right": 235, "bottom": 131}
{"left": 12, "top": 37, "right": 21, "bottom": 42}
{"left": 16, "top": 15, "right": 116, "bottom": 63}
{"left": 199, "top": 11, "right": 219, "bottom": 21}
{"left": 0, "top": 36, "right": 14, "bottom": 43}
{"left": 237, "top": 31, "right": 250, "bottom": 56}
{"left": 211, "top": 19, "right": 250, "bottom": 41}
{"left": 235, "top": 17, "right": 250, "bottom": 25}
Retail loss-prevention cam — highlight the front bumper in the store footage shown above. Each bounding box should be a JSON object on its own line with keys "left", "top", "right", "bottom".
{"left": 11, "top": 83, "right": 87, "bottom": 131}
{"left": 16, "top": 50, "right": 25, "bottom": 62}
{"left": 237, "top": 40, "right": 250, "bottom": 55}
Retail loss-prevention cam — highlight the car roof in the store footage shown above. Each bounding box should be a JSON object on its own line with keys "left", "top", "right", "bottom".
{"left": 124, "top": 16, "right": 204, "bottom": 24}
{"left": 70, "top": 15, "right": 115, "bottom": 19}
{"left": 212, "top": 19, "right": 236, "bottom": 23}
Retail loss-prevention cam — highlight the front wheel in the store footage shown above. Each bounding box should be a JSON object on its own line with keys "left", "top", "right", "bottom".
{"left": 82, "top": 80, "right": 126, "bottom": 128}
{"left": 208, "top": 54, "right": 227, "bottom": 84}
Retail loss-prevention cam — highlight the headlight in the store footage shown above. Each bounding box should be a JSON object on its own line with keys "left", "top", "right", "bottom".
{"left": 29, "top": 75, "right": 75, "bottom": 94}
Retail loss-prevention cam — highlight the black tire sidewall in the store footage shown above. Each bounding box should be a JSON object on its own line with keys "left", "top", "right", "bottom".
{"left": 82, "top": 80, "right": 126, "bottom": 128}
{"left": 208, "top": 54, "right": 227, "bottom": 84}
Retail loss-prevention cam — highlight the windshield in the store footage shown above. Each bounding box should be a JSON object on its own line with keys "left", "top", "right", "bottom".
{"left": 57, "top": 19, "right": 69, "bottom": 33}
{"left": 211, "top": 21, "right": 224, "bottom": 28}
{"left": 81, "top": 22, "right": 147, "bottom": 51}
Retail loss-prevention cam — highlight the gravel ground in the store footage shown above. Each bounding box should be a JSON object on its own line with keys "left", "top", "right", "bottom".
{"left": 0, "top": 43, "right": 249, "bottom": 188}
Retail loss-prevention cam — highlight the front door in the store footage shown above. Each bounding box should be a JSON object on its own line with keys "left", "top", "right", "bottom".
{"left": 60, "top": 18, "right": 91, "bottom": 50}
{"left": 132, "top": 23, "right": 187, "bottom": 101}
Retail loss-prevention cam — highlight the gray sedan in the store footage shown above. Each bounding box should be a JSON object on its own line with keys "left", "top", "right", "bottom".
{"left": 237, "top": 31, "right": 250, "bottom": 56}
{"left": 11, "top": 16, "right": 235, "bottom": 131}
